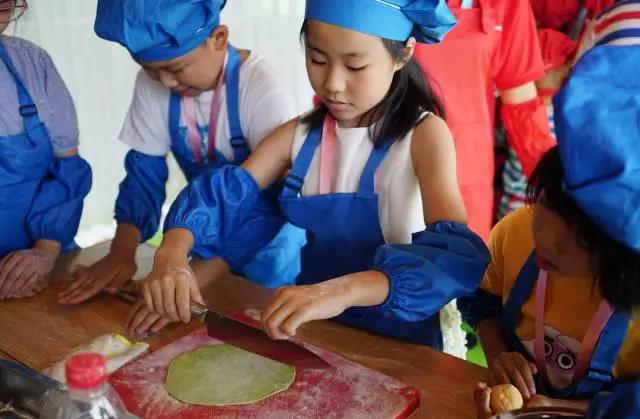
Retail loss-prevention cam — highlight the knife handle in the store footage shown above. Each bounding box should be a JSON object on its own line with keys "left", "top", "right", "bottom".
{"left": 190, "top": 300, "right": 209, "bottom": 317}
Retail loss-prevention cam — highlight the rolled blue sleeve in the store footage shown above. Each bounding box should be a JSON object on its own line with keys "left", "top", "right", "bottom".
{"left": 369, "top": 221, "right": 490, "bottom": 322}
{"left": 165, "top": 166, "right": 283, "bottom": 268}
{"left": 115, "top": 150, "right": 168, "bottom": 242}
{"left": 219, "top": 186, "right": 287, "bottom": 270}
{"left": 26, "top": 155, "right": 92, "bottom": 245}
{"left": 458, "top": 287, "right": 503, "bottom": 328}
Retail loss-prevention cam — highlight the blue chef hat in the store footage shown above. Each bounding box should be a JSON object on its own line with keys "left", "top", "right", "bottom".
{"left": 555, "top": 45, "right": 640, "bottom": 253}
{"left": 94, "top": 0, "right": 226, "bottom": 62}
{"left": 305, "top": 0, "right": 456, "bottom": 44}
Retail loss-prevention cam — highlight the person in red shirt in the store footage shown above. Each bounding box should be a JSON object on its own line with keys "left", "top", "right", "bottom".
{"left": 414, "top": 0, "right": 553, "bottom": 240}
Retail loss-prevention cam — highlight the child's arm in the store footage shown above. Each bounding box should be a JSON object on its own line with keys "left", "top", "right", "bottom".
{"left": 479, "top": 317, "right": 538, "bottom": 400}
{"left": 261, "top": 116, "right": 489, "bottom": 339}
{"left": 139, "top": 119, "right": 298, "bottom": 323}
{"left": 0, "top": 147, "right": 92, "bottom": 300}
{"left": 58, "top": 151, "right": 169, "bottom": 304}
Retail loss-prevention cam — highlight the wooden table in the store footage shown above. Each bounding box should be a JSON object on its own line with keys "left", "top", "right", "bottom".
{"left": 0, "top": 242, "right": 488, "bottom": 418}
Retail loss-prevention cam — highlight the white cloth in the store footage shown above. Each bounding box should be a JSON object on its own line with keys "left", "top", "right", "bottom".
{"left": 119, "top": 52, "right": 296, "bottom": 160}
{"left": 291, "top": 117, "right": 467, "bottom": 358}
{"left": 46, "top": 334, "right": 149, "bottom": 386}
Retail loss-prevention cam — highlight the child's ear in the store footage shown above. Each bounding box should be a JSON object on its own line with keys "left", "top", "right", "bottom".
{"left": 208, "top": 25, "right": 229, "bottom": 51}
{"left": 394, "top": 37, "right": 417, "bottom": 71}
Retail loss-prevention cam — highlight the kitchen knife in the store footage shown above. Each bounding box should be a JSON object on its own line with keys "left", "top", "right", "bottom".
{"left": 116, "top": 287, "right": 329, "bottom": 370}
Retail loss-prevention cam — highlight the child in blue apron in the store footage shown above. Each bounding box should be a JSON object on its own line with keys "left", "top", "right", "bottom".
{"left": 0, "top": 0, "right": 92, "bottom": 300}
{"left": 466, "top": 44, "right": 640, "bottom": 416}
{"left": 136, "top": 0, "right": 491, "bottom": 351}
{"left": 58, "top": 0, "right": 307, "bottom": 332}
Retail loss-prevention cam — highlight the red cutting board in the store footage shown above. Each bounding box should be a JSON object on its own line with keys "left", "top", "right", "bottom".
{"left": 110, "top": 327, "right": 420, "bottom": 418}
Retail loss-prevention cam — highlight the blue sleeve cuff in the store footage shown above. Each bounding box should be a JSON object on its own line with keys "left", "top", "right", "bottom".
{"left": 27, "top": 155, "right": 92, "bottom": 245}
{"left": 115, "top": 150, "right": 168, "bottom": 242}
{"left": 165, "top": 166, "right": 261, "bottom": 261}
{"left": 369, "top": 221, "right": 490, "bottom": 322}
{"left": 458, "top": 288, "right": 503, "bottom": 328}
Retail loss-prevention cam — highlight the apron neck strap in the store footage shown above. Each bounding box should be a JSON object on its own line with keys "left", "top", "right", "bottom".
{"left": 225, "top": 44, "right": 248, "bottom": 164}
{"left": 0, "top": 41, "right": 44, "bottom": 140}
{"left": 501, "top": 251, "right": 539, "bottom": 330}
{"left": 357, "top": 136, "right": 393, "bottom": 195}
{"left": 282, "top": 119, "right": 323, "bottom": 197}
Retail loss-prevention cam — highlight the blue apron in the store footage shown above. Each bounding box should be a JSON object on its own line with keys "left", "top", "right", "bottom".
{"left": 0, "top": 43, "right": 60, "bottom": 257}
{"left": 501, "top": 252, "right": 630, "bottom": 399}
{"left": 168, "top": 45, "right": 303, "bottom": 287}
{"left": 278, "top": 121, "right": 443, "bottom": 348}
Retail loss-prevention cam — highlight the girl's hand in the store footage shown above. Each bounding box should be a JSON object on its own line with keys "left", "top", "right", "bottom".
{"left": 474, "top": 382, "right": 494, "bottom": 419}
{"left": 488, "top": 352, "right": 538, "bottom": 401}
{"left": 125, "top": 299, "right": 174, "bottom": 336}
{"left": 261, "top": 271, "right": 389, "bottom": 340}
{"left": 0, "top": 247, "right": 57, "bottom": 299}
{"left": 58, "top": 253, "right": 137, "bottom": 304}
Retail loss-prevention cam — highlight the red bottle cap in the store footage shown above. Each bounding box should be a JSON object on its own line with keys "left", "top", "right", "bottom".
{"left": 65, "top": 352, "right": 108, "bottom": 390}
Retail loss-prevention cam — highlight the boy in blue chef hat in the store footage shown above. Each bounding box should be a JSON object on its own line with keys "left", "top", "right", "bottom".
{"left": 59, "top": 0, "right": 306, "bottom": 335}
{"left": 469, "top": 41, "right": 640, "bottom": 416}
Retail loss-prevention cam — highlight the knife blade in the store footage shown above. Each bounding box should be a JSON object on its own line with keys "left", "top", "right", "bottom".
{"left": 197, "top": 302, "right": 330, "bottom": 371}
{"left": 116, "top": 287, "right": 329, "bottom": 370}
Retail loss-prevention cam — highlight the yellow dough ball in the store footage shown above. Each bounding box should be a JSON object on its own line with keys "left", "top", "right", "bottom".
{"left": 490, "top": 384, "right": 524, "bottom": 414}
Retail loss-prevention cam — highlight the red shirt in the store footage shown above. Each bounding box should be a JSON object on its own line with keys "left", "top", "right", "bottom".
{"left": 414, "top": 0, "right": 544, "bottom": 239}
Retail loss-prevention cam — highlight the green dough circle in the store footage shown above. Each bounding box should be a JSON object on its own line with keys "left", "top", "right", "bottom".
{"left": 164, "top": 345, "right": 296, "bottom": 406}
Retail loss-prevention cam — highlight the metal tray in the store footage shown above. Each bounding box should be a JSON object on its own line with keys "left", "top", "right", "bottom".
{"left": 492, "top": 407, "right": 585, "bottom": 418}
{"left": 0, "top": 360, "right": 60, "bottom": 418}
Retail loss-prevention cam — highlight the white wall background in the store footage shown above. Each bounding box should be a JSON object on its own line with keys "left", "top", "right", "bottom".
{"left": 8, "top": 0, "right": 313, "bottom": 245}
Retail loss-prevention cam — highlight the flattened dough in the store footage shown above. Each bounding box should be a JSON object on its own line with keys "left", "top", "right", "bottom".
{"left": 165, "top": 345, "right": 296, "bottom": 406}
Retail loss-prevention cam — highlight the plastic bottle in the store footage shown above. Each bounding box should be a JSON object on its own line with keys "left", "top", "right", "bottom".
{"left": 45, "top": 352, "right": 135, "bottom": 419}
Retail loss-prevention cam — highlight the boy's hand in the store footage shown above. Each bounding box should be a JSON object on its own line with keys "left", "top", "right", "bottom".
{"left": 58, "top": 253, "right": 137, "bottom": 304}
{"left": 140, "top": 251, "right": 203, "bottom": 323}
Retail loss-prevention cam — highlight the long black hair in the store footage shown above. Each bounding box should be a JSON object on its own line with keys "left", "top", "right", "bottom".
{"left": 527, "top": 147, "right": 640, "bottom": 312}
{"left": 300, "top": 21, "right": 445, "bottom": 147}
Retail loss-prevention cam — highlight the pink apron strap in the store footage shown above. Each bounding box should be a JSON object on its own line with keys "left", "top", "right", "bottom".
{"left": 534, "top": 270, "right": 550, "bottom": 373}
{"left": 573, "top": 300, "right": 614, "bottom": 380}
{"left": 182, "top": 97, "right": 202, "bottom": 163}
{"left": 319, "top": 115, "right": 337, "bottom": 195}
{"left": 207, "top": 51, "right": 229, "bottom": 163}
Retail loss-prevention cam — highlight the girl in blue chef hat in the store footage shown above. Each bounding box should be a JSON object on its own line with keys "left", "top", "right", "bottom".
{"left": 136, "top": 0, "right": 491, "bottom": 352}
{"left": 0, "top": 0, "right": 92, "bottom": 300}
{"left": 59, "top": 0, "right": 308, "bottom": 334}
{"left": 468, "top": 41, "right": 640, "bottom": 416}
